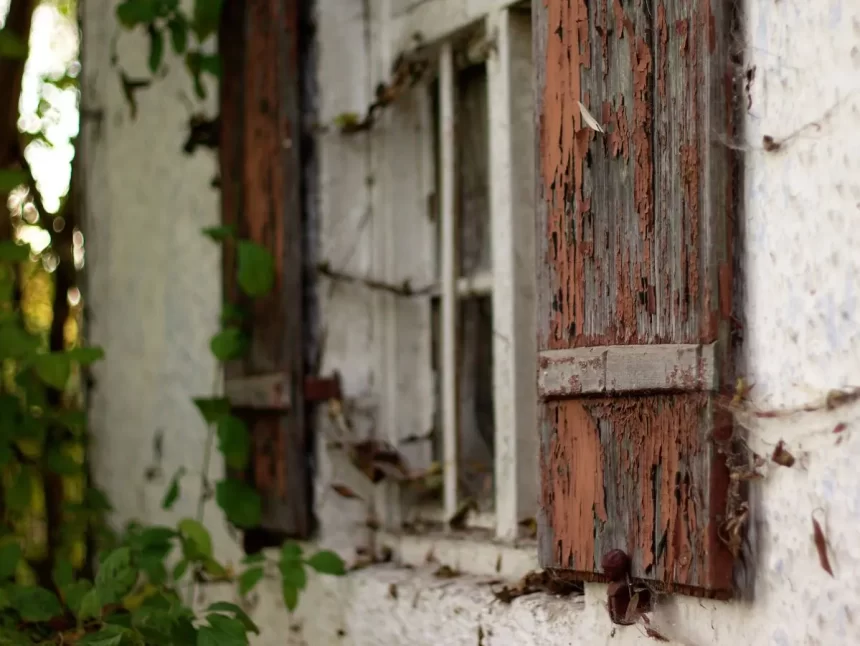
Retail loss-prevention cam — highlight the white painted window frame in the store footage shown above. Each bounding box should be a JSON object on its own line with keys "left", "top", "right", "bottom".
{"left": 370, "top": 0, "right": 537, "bottom": 556}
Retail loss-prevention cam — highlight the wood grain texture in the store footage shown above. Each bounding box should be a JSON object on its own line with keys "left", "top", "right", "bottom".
{"left": 220, "top": 0, "right": 310, "bottom": 537}
{"left": 224, "top": 373, "right": 292, "bottom": 410}
{"left": 538, "top": 343, "right": 716, "bottom": 397}
{"left": 535, "top": 0, "right": 738, "bottom": 595}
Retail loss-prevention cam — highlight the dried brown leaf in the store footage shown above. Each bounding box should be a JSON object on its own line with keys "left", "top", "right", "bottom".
{"left": 812, "top": 516, "right": 834, "bottom": 577}
{"left": 762, "top": 135, "right": 781, "bottom": 152}
{"left": 771, "top": 440, "right": 795, "bottom": 467}
{"left": 493, "top": 570, "right": 582, "bottom": 604}
{"left": 518, "top": 517, "right": 537, "bottom": 538}
{"left": 331, "top": 483, "right": 363, "bottom": 499}
{"left": 730, "top": 468, "right": 764, "bottom": 481}
{"left": 826, "top": 388, "right": 860, "bottom": 410}
{"left": 645, "top": 626, "right": 670, "bottom": 642}
{"left": 448, "top": 498, "right": 478, "bottom": 529}
{"left": 624, "top": 592, "right": 641, "bottom": 624}
{"left": 433, "top": 564, "right": 460, "bottom": 579}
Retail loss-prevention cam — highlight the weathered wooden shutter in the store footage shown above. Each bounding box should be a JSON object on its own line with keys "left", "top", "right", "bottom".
{"left": 219, "top": 0, "right": 311, "bottom": 538}
{"left": 534, "top": 0, "right": 738, "bottom": 595}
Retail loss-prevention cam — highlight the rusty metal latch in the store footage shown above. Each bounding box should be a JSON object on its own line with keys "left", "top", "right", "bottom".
{"left": 224, "top": 372, "right": 341, "bottom": 411}
{"left": 303, "top": 373, "right": 341, "bottom": 403}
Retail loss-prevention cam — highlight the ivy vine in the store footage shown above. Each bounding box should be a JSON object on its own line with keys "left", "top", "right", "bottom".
{"left": 0, "top": 0, "right": 346, "bottom": 643}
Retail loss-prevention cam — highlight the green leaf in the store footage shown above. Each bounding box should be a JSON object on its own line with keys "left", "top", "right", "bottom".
{"left": 0, "top": 241, "right": 30, "bottom": 262}
{"left": 278, "top": 560, "right": 306, "bottom": 590}
{"left": 172, "top": 558, "right": 188, "bottom": 581}
{"left": 0, "top": 444, "right": 11, "bottom": 467}
{"left": 201, "top": 225, "right": 235, "bottom": 242}
{"left": 0, "top": 324, "right": 39, "bottom": 360}
{"left": 0, "top": 543, "right": 20, "bottom": 580}
{"left": 65, "top": 346, "right": 106, "bottom": 365}
{"left": 238, "top": 567, "right": 264, "bottom": 596}
{"left": 116, "top": 0, "right": 157, "bottom": 28}
{"left": 192, "top": 0, "right": 223, "bottom": 41}
{"left": 49, "top": 409, "right": 88, "bottom": 434}
{"left": 132, "top": 605, "right": 176, "bottom": 643}
{"left": 52, "top": 557, "right": 74, "bottom": 591}
{"left": 241, "top": 552, "right": 265, "bottom": 565}
{"left": 137, "top": 526, "right": 177, "bottom": 548}
{"left": 216, "top": 416, "right": 250, "bottom": 470}
{"left": 46, "top": 446, "right": 81, "bottom": 475}
{"left": 220, "top": 304, "right": 246, "bottom": 326}
{"left": 95, "top": 546, "right": 138, "bottom": 604}
{"left": 210, "top": 328, "right": 248, "bottom": 361}
{"left": 6, "top": 469, "right": 31, "bottom": 513}
{"left": 0, "top": 627, "right": 30, "bottom": 645}
{"left": 0, "top": 30, "right": 27, "bottom": 60}
{"left": 173, "top": 616, "right": 199, "bottom": 644}
{"left": 178, "top": 517, "right": 212, "bottom": 559}
{"left": 236, "top": 241, "right": 275, "bottom": 297}
{"left": 161, "top": 467, "right": 185, "bottom": 510}
{"left": 202, "top": 556, "right": 228, "bottom": 578}
{"left": 148, "top": 24, "right": 164, "bottom": 73}
{"left": 199, "top": 53, "right": 221, "bottom": 78}
{"left": 306, "top": 550, "right": 346, "bottom": 575}
{"left": 77, "top": 624, "right": 129, "bottom": 646}
{"left": 168, "top": 16, "right": 188, "bottom": 54}
{"left": 63, "top": 580, "right": 93, "bottom": 616}
{"left": 281, "top": 583, "right": 298, "bottom": 611}
{"left": 198, "top": 613, "right": 248, "bottom": 646}
{"left": 8, "top": 584, "right": 63, "bottom": 621}
{"left": 32, "top": 352, "right": 72, "bottom": 389}
{"left": 193, "top": 397, "right": 231, "bottom": 424}
{"left": 184, "top": 51, "right": 207, "bottom": 99}
{"left": 215, "top": 479, "right": 261, "bottom": 529}
{"left": 207, "top": 601, "right": 259, "bottom": 634}
{"left": 87, "top": 487, "right": 114, "bottom": 512}
{"left": 280, "top": 541, "right": 302, "bottom": 562}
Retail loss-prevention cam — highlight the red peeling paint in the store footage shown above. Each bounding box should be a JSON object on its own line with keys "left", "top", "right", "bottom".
{"left": 537, "top": 0, "right": 736, "bottom": 595}
{"left": 545, "top": 400, "right": 607, "bottom": 570}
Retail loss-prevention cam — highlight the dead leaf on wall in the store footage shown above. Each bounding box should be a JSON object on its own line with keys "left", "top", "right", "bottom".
{"left": 812, "top": 515, "right": 834, "bottom": 577}
{"left": 771, "top": 440, "right": 795, "bottom": 467}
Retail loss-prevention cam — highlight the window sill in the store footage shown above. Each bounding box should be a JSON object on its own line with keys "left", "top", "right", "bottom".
{"left": 377, "top": 529, "right": 539, "bottom": 580}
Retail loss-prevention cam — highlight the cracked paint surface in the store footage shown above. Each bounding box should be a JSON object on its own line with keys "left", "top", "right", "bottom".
{"left": 536, "top": 0, "right": 736, "bottom": 595}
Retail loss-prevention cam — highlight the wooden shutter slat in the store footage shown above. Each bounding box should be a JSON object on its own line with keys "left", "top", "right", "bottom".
{"left": 224, "top": 374, "right": 292, "bottom": 410}
{"left": 538, "top": 343, "right": 716, "bottom": 398}
{"left": 220, "top": 0, "right": 310, "bottom": 538}
{"left": 535, "top": 0, "right": 738, "bottom": 596}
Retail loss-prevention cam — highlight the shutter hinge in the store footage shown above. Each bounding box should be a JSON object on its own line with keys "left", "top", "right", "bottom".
{"left": 303, "top": 373, "right": 342, "bottom": 402}
{"left": 224, "top": 372, "right": 341, "bottom": 410}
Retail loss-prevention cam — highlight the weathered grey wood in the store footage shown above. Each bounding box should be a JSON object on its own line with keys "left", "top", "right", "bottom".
{"left": 534, "top": 0, "right": 739, "bottom": 596}
{"left": 224, "top": 373, "right": 292, "bottom": 410}
{"left": 538, "top": 343, "right": 716, "bottom": 398}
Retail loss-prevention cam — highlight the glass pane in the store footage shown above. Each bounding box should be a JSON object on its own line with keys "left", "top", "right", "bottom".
{"left": 429, "top": 295, "right": 495, "bottom": 512}
{"left": 457, "top": 295, "right": 495, "bottom": 511}
{"left": 455, "top": 63, "right": 490, "bottom": 278}
{"left": 431, "top": 62, "right": 491, "bottom": 280}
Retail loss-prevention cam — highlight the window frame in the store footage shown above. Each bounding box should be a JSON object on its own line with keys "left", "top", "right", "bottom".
{"left": 369, "top": 0, "right": 538, "bottom": 547}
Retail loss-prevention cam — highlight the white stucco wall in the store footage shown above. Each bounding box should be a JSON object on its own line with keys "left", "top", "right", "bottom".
{"left": 81, "top": 0, "right": 860, "bottom": 644}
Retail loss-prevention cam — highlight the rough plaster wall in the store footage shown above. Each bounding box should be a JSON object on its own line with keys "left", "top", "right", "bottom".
{"left": 80, "top": 0, "right": 239, "bottom": 560}
{"left": 83, "top": 0, "right": 860, "bottom": 644}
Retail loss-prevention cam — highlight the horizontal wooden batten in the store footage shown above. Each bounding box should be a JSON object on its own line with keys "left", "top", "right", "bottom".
{"left": 537, "top": 344, "right": 717, "bottom": 398}
{"left": 225, "top": 373, "right": 291, "bottom": 411}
